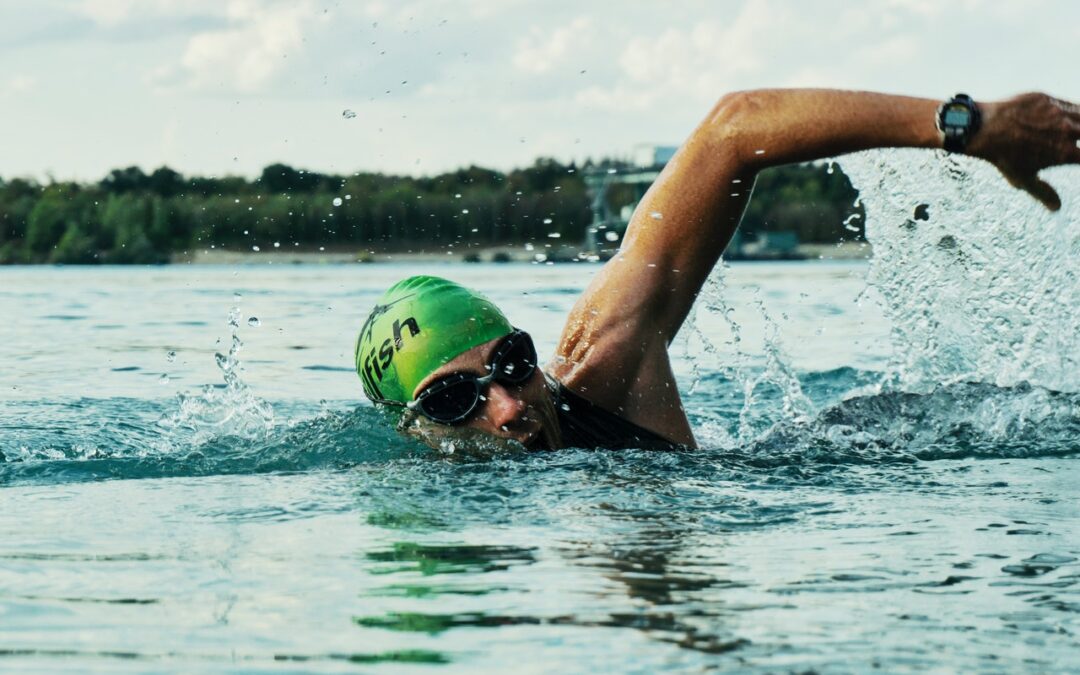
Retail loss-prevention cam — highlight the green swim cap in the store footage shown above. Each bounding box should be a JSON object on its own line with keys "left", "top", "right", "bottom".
{"left": 355, "top": 276, "right": 513, "bottom": 403}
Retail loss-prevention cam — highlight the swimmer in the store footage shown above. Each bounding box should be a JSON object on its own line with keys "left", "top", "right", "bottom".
{"left": 356, "top": 89, "right": 1080, "bottom": 450}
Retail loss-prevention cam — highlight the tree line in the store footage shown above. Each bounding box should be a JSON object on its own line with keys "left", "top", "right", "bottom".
{"left": 0, "top": 159, "right": 862, "bottom": 264}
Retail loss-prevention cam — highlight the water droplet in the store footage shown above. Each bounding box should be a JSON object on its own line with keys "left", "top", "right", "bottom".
{"left": 650, "top": 211, "right": 663, "bottom": 220}
{"left": 342, "top": 109, "right": 356, "bottom": 119}
{"left": 560, "top": 403, "right": 571, "bottom": 411}
{"left": 273, "top": 242, "right": 281, "bottom": 248}
{"left": 524, "top": 243, "right": 534, "bottom": 251}
{"left": 604, "top": 231, "right": 619, "bottom": 242}
{"left": 252, "top": 245, "right": 260, "bottom": 252}
{"left": 543, "top": 218, "right": 553, "bottom": 224}
{"left": 166, "top": 350, "right": 177, "bottom": 362}
{"left": 158, "top": 374, "right": 170, "bottom": 385}
{"left": 332, "top": 197, "right": 343, "bottom": 207}
{"left": 247, "top": 317, "right": 261, "bottom": 327}
{"left": 534, "top": 253, "right": 548, "bottom": 262}
{"left": 606, "top": 168, "right": 617, "bottom": 174}
{"left": 754, "top": 149, "right": 766, "bottom": 155}
{"left": 461, "top": 208, "right": 469, "bottom": 214}
{"left": 548, "top": 232, "right": 561, "bottom": 238}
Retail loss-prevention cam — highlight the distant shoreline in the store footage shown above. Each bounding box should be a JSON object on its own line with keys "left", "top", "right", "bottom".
{"left": 168, "top": 241, "right": 870, "bottom": 265}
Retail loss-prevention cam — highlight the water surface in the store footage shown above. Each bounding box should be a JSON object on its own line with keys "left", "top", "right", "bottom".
{"left": 2, "top": 153, "right": 1079, "bottom": 672}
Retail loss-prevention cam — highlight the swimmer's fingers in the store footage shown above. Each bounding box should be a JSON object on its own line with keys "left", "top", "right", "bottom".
{"left": 1004, "top": 170, "right": 1062, "bottom": 212}
{"left": 1024, "top": 177, "right": 1062, "bottom": 212}
{"left": 1053, "top": 98, "right": 1080, "bottom": 151}
{"left": 975, "top": 94, "right": 1072, "bottom": 210}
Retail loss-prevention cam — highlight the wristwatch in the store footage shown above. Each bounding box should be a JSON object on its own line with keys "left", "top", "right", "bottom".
{"left": 936, "top": 93, "right": 981, "bottom": 153}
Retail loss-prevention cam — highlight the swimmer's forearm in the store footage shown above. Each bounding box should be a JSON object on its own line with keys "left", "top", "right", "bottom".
{"left": 707, "top": 89, "right": 943, "bottom": 170}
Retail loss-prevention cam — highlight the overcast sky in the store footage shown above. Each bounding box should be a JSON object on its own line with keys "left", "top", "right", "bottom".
{"left": 2, "top": 0, "right": 1078, "bottom": 181}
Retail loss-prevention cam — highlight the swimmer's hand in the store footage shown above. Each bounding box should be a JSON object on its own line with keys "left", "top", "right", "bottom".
{"left": 968, "top": 93, "right": 1080, "bottom": 212}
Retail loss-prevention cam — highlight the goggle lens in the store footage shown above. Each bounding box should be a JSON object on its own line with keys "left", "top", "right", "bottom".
{"left": 413, "top": 330, "right": 537, "bottom": 424}
{"left": 491, "top": 332, "right": 536, "bottom": 385}
{"left": 417, "top": 376, "right": 480, "bottom": 423}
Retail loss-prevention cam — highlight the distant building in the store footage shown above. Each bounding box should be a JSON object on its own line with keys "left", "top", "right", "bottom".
{"left": 633, "top": 144, "right": 677, "bottom": 168}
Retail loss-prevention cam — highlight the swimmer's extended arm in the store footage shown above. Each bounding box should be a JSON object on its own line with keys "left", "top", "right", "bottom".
{"left": 552, "top": 89, "right": 1079, "bottom": 444}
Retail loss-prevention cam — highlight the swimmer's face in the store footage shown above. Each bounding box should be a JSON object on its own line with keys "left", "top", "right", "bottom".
{"left": 403, "top": 334, "right": 561, "bottom": 450}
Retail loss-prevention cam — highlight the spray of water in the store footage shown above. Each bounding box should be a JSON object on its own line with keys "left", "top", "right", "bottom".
{"left": 682, "top": 263, "right": 813, "bottom": 447}
{"left": 685, "top": 150, "right": 1079, "bottom": 457}
{"left": 156, "top": 302, "right": 276, "bottom": 450}
{"left": 841, "top": 150, "right": 1079, "bottom": 392}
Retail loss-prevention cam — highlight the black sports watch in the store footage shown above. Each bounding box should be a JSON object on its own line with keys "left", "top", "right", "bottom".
{"left": 936, "top": 93, "right": 981, "bottom": 153}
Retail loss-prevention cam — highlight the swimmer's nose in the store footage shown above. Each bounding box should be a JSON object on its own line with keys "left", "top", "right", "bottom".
{"left": 482, "top": 381, "right": 527, "bottom": 429}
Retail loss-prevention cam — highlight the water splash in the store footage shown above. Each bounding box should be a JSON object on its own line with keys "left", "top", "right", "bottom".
{"left": 752, "top": 380, "right": 1080, "bottom": 464}
{"left": 156, "top": 302, "right": 275, "bottom": 449}
{"left": 683, "top": 150, "right": 1078, "bottom": 456}
{"left": 840, "top": 150, "right": 1079, "bottom": 392}
{"left": 682, "top": 264, "right": 812, "bottom": 447}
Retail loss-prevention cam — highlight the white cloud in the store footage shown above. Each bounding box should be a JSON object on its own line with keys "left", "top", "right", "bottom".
{"left": 151, "top": 0, "right": 319, "bottom": 93}
{"left": 579, "top": 2, "right": 787, "bottom": 111}
{"left": 513, "top": 16, "right": 592, "bottom": 74}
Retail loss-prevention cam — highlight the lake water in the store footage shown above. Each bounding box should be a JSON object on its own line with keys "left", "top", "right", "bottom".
{"left": 1, "top": 153, "right": 1079, "bottom": 672}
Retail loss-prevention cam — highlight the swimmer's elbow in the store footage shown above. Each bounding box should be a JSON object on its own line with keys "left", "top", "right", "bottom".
{"left": 701, "top": 90, "right": 760, "bottom": 164}
{"left": 707, "top": 90, "right": 755, "bottom": 126}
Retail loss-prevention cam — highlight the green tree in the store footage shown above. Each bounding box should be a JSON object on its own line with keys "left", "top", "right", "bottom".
{"left": 25, "top": 186, "right": 78, "bottom": 256}
{"left": 147, "top": 166, "right": 185, "bottom": 198}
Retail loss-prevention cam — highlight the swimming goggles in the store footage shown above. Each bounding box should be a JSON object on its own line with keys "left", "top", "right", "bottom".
{"left": 376, "top": 329, "right": 538, "bottom": 425}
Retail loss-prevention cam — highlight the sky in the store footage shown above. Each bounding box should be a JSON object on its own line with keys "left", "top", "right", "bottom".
{"left": 1, "top": 0, "right": 1078, "bottom": 181}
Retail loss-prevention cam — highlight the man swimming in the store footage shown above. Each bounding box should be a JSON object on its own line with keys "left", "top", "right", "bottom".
{"left": 356, "top": 89, "right": 1080, "bottom": 450}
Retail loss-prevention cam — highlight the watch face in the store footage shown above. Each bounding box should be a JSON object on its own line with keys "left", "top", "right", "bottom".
{"left": 944, "top": 106, "right": 971, "bottom": 127}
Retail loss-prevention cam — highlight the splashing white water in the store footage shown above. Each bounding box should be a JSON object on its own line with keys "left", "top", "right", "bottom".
{"left": 841, "top": 150, "right": 1079, "bottom": 392}
{"left": 156, "top": 302, "right": 276, "bottom": 449}
{"left": 683, "top": 262, "right": 813, "bottom": 447}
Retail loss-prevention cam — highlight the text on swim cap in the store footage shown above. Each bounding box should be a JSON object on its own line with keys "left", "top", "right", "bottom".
{"left": 361, "top": 316, "right": 421, "bottom": 399}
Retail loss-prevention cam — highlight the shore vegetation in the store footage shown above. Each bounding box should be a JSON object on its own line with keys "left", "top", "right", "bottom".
{"left": 0, "top": 159, "right": 862, "bottom": 264}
